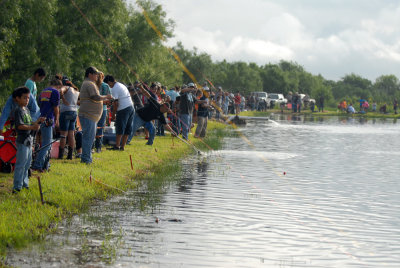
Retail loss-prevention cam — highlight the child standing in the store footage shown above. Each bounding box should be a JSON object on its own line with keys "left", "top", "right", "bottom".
{"left": 12, "top": 87, "right": 44, "bottom": 193}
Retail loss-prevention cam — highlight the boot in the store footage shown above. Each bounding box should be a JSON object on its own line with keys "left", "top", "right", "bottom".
{"left": 58, "top": 147, "right": 64, "bottom": 159}
{"left": 67, "top": 146, "right": 73, "bottom": 160}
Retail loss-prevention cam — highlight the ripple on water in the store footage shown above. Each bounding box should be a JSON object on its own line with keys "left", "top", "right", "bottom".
{"left": 6, "top": 116, "right": 400, "bottom": 267}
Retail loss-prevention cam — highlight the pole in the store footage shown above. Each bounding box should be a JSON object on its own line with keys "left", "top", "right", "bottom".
{"left": 129, "top": 155, "right": 133, "bottom": 170}
{"left": 174, "top": 135, "right": 202, "bottom": 155}
{"left": 37, "top": 176, "right": 44, "bottom": 205}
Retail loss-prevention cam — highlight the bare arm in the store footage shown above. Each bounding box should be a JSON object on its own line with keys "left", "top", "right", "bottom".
{"left": 139, "top": 85, "right": 152, "bottom": 99}
{"left": 180, "top": 87, "right": 197, "bottom": 93}
{"left": 164, "top": 123, "right": 177, "bottom": 136}
{"left": 17, "top": 117, "right": 45, "bottom": 131}
{"left": 54, "top": 106, "right": 60, "bottom": 128}
{"left": 112, "top": 100, "right": 118, "bottom": 120}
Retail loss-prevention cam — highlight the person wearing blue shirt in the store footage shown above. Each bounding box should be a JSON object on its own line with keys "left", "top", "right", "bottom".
{"left": 166, "top": 87, "right": 180, "bottom": 103}
{"left": 32, "top": 79, "right": 61, "bottom": 171}
{"left": 347, "top": 103, "right": 356, "bottom": 114}
{"left": 25, "top": 68, "right": 46, "bottom": 99}
{"left": 0, "top": 68, "right": 46, "bottom": 134}
{"left": 94, "top": 72, "right": 112, "bottom": 153}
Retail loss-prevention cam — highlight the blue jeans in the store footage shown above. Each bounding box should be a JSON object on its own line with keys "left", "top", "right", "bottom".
{"left": 79, "top": 115, "right": 97, "bottom": 164}
{"left": 128, "top": 114, "right": 155, "bottom": 145}
{"left": 32, "top": 124, "right": 52, "bottom": 170}
{"left": 127, "top": 115, "right": 154, "bottom": 144}
{"left": 156, "top": 120, "right": 164, "bottom": 135}
{"left": 171, "top": 114, "right": 181, "bottom": 134}
{"left": 13, "top": 142, "right": 32, "bottom": 191}
{"left": 59, "top": 111, "right": 77, "bottom": 131}
{"left": 180, "top": 113, "right": 192, "bottom": 140}
{"left": 95, "top": 110, "right": 107, "bottom": 149}
{"left": 223, "top": 105, "right": 229, "bottom": 115}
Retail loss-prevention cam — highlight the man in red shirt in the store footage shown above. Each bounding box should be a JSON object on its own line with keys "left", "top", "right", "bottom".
{"left": 234, "top": 92, "right": 241, "bottom": 115}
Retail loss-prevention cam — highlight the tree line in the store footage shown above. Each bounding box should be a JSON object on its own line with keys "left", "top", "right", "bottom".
{"left": 1, "top": 0, "right": 399, "bottom": 109}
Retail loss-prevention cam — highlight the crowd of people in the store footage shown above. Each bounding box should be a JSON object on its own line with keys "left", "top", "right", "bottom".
{"left": 337, "top": 98, "right": 400, "bottom": 114}
{"left": 2, "top": 67, "right": 235, "bottom": 194}
{"left": 8, "top": 67, "right": 400, "bottom": 194}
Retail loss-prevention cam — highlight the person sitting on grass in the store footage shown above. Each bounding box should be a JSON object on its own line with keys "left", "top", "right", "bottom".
{"left": 12, "top": 86, "right": 45, "bottom": 194}
{"left": 379, "top": 103, "right": 387, "bottom": 114}
{"left": 128, "top": 83, "right": 177, "bottom": 146}
{"left": 347, "top": 103, "right": 356, "bottom": 114}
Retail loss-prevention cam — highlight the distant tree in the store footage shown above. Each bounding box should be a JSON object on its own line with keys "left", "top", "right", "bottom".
{"left": 260, "top": 64, "right": 290, "bottom": 95}
{"left": 373, "top": 75, "right": 400, "bottom": 96}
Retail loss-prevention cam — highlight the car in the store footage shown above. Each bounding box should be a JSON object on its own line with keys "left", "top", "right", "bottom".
{"left": 267, "top": 93, "right": 287, "bottom": 108}
{"left": 252, "top": 91, "right": 269, "bottom": 110}
{"left": 253, "top": 92, "right": 268, "bottom": 102}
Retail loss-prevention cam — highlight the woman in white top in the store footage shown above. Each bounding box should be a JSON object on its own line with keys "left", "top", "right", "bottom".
{"left": 58, "top": 77, "right": 80, "bottom": 159}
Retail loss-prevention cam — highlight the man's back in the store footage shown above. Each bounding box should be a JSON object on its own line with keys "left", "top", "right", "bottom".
{"left": 79, "top": 79, "right": 102, "bottom": 122}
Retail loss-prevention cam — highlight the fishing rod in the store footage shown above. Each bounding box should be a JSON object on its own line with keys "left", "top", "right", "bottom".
{"left": 70, "top": 0, "right": 209, "bottom": 156}
{"left": 173, "top": 133, "right": 202, "bottom": 155}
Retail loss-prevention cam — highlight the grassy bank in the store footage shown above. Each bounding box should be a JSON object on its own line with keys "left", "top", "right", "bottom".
{"left": 0, "top": 121, "right": 230, "bottom": 260}
{"left": 239, "top": 109, "right": 400, "bottom": 119}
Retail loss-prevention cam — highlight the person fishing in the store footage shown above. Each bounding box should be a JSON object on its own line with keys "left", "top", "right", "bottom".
{"left": 31, "top": 78, "right": 62, "bottom": 172}
{"left": 128, "top": 83, "right": 177, "bottom": 146}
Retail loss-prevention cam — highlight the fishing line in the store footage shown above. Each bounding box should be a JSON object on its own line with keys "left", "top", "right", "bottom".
{"left": 70, "top": 2, "right": 367, "bottom": 261}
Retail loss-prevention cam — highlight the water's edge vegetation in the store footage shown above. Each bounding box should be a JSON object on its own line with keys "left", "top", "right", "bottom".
{"left": 0, "top": 121, "right": 231, "bottom": 262}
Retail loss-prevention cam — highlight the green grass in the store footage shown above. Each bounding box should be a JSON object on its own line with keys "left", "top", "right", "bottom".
{"left": 0, "top": 121, "right": 230, "bottom": 259}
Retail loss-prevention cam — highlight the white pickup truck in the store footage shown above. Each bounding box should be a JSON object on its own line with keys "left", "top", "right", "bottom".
{"left": 267, "top": 93, "right": 287, "bottom": 108}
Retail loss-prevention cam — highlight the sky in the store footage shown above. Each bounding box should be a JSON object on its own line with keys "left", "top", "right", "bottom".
{"left": 133, "top": 0, "right": 400, "bottom": 82}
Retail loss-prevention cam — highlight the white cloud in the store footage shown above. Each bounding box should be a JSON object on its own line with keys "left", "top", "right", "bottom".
{"left": 145, "top": 0, "right": 400, "bottom": 81}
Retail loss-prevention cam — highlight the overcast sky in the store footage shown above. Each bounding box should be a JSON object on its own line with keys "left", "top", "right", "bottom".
{"left": 136, "top": 0, "right": 400, "bottom": 81}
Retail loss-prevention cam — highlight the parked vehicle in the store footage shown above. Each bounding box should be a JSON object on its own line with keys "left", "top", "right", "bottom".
{"left": 253, "top": 92, "right": 268, "bottom": 102}
{"left": 267, "top": 93, "right": 287, "bottom": 108}
{"left": 253, "top": 92, "right": 269, "bottom": 110}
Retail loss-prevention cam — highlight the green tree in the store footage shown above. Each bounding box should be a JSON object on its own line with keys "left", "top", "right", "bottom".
{"left": 373, "top": 75, "right": 400, "bottom": 102}
{"left": 260, "top": 64, "right": 290, "bottom": 95}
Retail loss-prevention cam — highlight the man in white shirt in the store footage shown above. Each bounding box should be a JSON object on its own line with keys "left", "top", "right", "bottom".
{"left": 104, "top": 75, "right": 134, "bottom": 151}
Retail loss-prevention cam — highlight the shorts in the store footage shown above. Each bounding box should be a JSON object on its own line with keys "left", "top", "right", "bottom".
{"left": 115, "top": 105, "right": 134, "bottom": 135}
{"left": 59, "top": 111, "right": 77, "bottom": 131}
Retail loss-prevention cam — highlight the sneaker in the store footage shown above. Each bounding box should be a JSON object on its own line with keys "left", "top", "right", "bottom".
{"left": 22, "top": 186, "right": 29, "bottom": 190}
{"left": 120, "top": 147, "right": 125, "bottom": 151}
{"left": 145, "top": 142, "right": 153, "bottom": 146}
{"left": 109, "top": 146, "right": 120, "bottom": 151}
{"left": 12, "top": 189, "right": 20, "bottom": 194}
{"left": 76, "top": 153, "right": 82, "bottom": 159}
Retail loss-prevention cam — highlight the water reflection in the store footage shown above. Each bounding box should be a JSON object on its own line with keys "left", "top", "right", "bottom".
{"left": 6, "top": 115, "right": 400, "bottom": 268}
{"left": 178, "top": 161, "right": 209, "bottom": 193}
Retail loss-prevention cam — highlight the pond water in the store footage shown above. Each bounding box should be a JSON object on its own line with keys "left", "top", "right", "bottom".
{"left": 6, "top": 114, "right": 400, "bottom": 267}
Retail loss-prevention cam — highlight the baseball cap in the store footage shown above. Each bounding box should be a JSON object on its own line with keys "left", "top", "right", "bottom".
{"left": 85, "top": 66, "right": 100, "bottom": 77}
